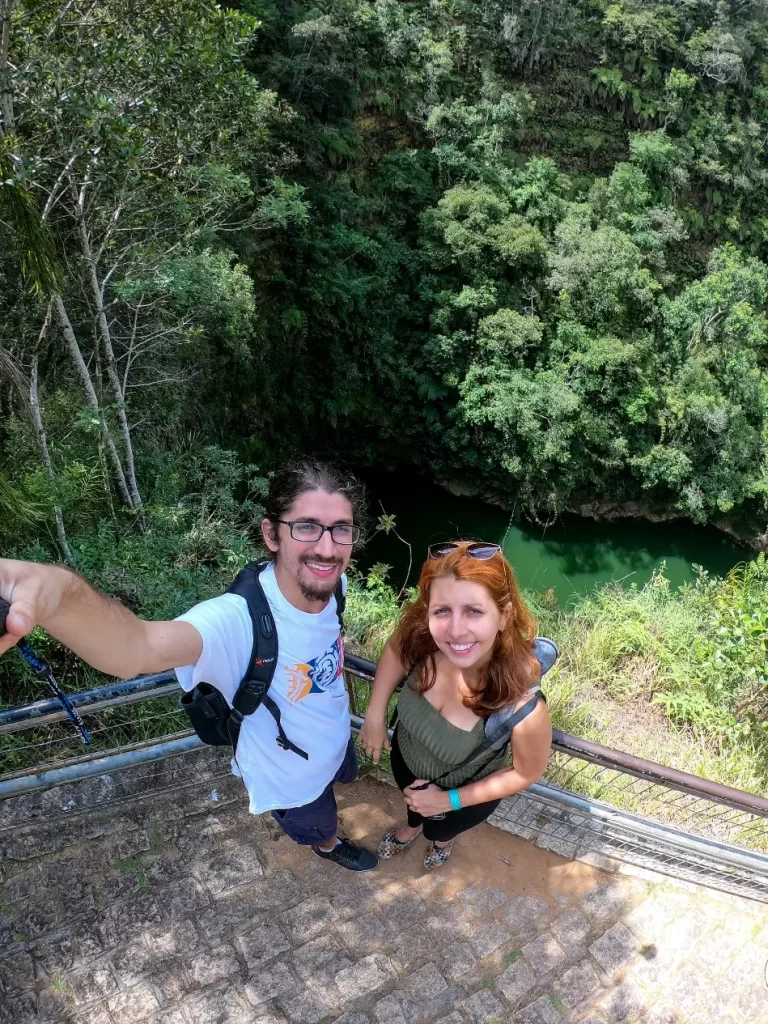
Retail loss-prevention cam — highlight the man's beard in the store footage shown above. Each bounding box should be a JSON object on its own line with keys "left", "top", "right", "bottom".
{"left": 297, "top": 557, "right": 342, "bottom": 602}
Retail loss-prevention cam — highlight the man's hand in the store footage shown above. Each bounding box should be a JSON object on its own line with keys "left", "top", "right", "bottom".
{"left": 403, "top": 780, "right": 451, "bottom": 818}
{"left": 0, "top": 559, "right": 73, "bottom": 656}
{"left": 358, "top": 715, "right": 392, "bottom": 764}
{"left": 0, "top": 557, "right": 202, "bottom": 678}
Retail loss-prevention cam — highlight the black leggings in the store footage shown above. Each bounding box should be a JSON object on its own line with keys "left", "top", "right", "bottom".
{"left": 390, "top": 729, "right": 502, "bottom": 843}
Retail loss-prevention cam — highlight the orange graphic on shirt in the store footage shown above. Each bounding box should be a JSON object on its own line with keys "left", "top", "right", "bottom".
{"left": 285, "top": 637, "right": 343, "bottom": 704}
{"left": 286, "top": 663, "right": 312, "bottom": 703}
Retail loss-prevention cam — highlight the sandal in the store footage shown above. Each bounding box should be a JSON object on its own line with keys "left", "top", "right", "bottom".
{"left": 378, "top": 826, "right": 421, "bottom": 859}
{"left": 424, "top": 839, "right": 454, "bottom": 871}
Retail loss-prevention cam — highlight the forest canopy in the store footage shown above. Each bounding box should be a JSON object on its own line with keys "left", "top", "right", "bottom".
{"left": 3, "top": 0, "right": 768, "bottom": 565}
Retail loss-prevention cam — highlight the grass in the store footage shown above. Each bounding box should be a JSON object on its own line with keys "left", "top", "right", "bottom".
{"left": 115, "top": 857, "right": 148, "bottom": 888}
{"left": 540, "top": 570, "right": 768, "bottom": 794}
{"left": 147, "top": 822, "right": 171, "bottom": 854}
{"left": 50, "top": 972, "right": 73, "bottom": 998}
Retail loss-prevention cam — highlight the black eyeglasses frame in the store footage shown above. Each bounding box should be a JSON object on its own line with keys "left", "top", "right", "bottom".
{"left": 276, "top": 519, "right": 360, "bottom": 545}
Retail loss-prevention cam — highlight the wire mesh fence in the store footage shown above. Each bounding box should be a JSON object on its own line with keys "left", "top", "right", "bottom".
{"left": 0, "top": 743, "right": 236, "bottom": 838}
{"left": 488, "top": 785, "right": 768, "bottom": 903}
{"left": 2, "top": 655, "right": 768, "bottom": 901}
{"left": 545, "top": 746, "right": 768, "bottom": 854}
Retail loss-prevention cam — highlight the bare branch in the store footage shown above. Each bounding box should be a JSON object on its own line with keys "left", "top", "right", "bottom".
{"left": 53, "top": 292, "right": 134, "bottom": 509}
{"left": 42, "top": 153, "right": 80, "bottom": 221}
{"left": 94, "top": 200, "right": 123, "bottom": 266}
{"left": 126, "top": 368, "right": 199, "bottom": 390}
{"left": 121, "top": 293, "right": 142, "bottom": 396}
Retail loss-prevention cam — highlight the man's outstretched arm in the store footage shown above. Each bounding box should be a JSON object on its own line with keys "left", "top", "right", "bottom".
{"left": 0, "top": 558, "right": 202, "bottom": 678}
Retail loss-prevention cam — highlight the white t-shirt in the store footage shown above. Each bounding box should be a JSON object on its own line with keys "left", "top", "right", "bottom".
{"left": 174, "top": 562, "right": 350, "bottom": 814}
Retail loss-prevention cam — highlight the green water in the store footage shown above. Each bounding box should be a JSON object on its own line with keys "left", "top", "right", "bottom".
{"left": 360, "top": 472, "right": 751, "bottom": 604}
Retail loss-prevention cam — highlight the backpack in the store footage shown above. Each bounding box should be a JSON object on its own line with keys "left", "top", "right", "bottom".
{"left": 180, "top": 560, "right": 346, "bottom": 760}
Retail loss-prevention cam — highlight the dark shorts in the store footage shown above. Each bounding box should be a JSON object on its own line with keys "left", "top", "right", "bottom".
{"left": 271, "top": 737, "right": 359, "bottom": 845}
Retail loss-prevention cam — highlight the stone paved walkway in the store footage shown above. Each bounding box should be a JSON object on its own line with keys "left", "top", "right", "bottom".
{"left": 1, "top": 768, "right": 767, "bottom": 1024}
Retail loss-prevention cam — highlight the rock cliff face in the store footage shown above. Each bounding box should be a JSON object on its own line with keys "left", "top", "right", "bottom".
{"left": 713, "top": 520, "right": 768, "bottom": 554}
{"left": 437, "top": 479, "right": 767, "bottom": 552}
{"left": 565, "top": 499, "right": 682, "bottom": 524}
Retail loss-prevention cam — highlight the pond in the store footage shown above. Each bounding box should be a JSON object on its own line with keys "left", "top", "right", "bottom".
{"left": 359, "top": 471, "right": 751, "bottom": 604}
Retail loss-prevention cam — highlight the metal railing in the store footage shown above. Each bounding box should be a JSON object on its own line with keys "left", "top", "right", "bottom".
{"left": 0, "top": 671, "right": 185, "bottom": 783}
{"left": 2, "top": 654, "right": 768, "bottom": 901}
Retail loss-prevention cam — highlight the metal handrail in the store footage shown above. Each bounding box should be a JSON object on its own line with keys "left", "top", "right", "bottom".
{"left": 551, "top": 729, "right": 768, "bottom": 817}
{"left": 3, "top": 656, "right": 767, "bottom": 818}
{"left": 0, "top": 671, "right": 177, "bottom": 733}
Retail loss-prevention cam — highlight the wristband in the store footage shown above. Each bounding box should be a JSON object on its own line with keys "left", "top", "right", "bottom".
{"left": 448, "top": 788, "right": 462, "bottom": 811}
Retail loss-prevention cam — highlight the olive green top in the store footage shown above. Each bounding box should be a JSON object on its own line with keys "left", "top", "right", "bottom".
{"left": 395, "top": 674, "right": 508, "bottom": 788}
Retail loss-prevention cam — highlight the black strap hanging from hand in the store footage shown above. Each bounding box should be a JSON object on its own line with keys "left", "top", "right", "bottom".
{"left": 0, "top": 598, "right": 91, "bottom": 745}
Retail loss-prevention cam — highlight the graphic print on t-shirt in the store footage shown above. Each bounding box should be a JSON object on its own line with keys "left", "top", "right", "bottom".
{"left": 286, "top": 635, "right": 344, "bottom": 703}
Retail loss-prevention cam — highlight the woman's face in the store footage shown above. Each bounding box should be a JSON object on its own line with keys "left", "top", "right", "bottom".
{"left": 427, "top": 575, "right": 509, "bottom": 671}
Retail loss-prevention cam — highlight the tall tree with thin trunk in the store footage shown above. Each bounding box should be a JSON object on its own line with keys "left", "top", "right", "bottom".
{"left": 29, "top": 308, "right": 74, "bottom": 563}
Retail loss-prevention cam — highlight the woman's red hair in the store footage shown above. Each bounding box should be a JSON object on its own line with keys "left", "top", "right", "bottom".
{"left": 394, "top": 543, "right": 539, "bottom": 716}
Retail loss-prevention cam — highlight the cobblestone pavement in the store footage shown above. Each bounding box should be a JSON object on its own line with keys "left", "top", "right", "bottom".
{"left": 1, "top": 769, "right": 767, "bottom": 1024}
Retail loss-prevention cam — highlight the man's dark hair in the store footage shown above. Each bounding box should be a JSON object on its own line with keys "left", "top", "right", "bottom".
{"left": 264, "top": 459, "right": 368, "bottom": 542}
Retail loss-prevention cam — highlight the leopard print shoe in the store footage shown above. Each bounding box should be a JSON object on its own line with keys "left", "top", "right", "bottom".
{"left": 378, "top": 826, "right": 420, "bottom": 859}
{"left": 423, "top": 839, "right": 454, "bottom": 871}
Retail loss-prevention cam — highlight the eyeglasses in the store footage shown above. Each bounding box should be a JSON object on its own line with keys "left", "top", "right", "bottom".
{"left": 277, "top": 519, "right": 360, "bottom": 545}
{"left": 428, "top": 541, "right": 502, "bottom": 560}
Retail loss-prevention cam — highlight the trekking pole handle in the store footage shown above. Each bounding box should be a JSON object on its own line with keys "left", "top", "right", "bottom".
{"left": 0, "top": 597, "right": 9, "bottom": 639}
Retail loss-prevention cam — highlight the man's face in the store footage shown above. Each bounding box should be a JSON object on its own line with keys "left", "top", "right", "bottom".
{"left": 261, "top": 489, "right": 355, "bottom": 603}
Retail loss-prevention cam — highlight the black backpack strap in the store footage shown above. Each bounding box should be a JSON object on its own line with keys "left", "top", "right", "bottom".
{"left": 262, "top": 694, "right": 309, "bottom": 759}
{"left": 334, "top": 576, "right": 345, "bottom": 630}
{"left": 429, "top": 690, "right": 546, "bottom": 787}
{"left": 226, "top": 560, "right": 308, "bottom": 759}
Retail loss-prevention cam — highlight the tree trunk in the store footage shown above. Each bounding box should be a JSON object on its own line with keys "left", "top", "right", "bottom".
{"left": 30, "top": 342, "right": 74, "bottom": 564}
{"left": 0, "top": 0, "right": 17, "bottom": 138}
{"left": 52, "top": 292, "right": 134, "bottom": 508}
{"left": 76, "top": 212, "right": 142, "bottom": 506}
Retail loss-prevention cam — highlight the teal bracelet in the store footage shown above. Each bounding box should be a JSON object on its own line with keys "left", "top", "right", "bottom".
{"left": 448, "top": 788, "right": 462, "bottom": 811}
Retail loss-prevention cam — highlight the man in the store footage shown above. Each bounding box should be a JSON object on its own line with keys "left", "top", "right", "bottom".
{"left": 0, "top": 459, "right": 377, "bottom": 871}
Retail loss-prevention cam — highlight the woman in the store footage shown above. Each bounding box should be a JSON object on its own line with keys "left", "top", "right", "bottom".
{"left": 359, "top": 541, "right": 552, "bottom": 870}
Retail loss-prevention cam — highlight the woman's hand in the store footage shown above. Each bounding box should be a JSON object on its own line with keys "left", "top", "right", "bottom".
{"left": 358, "top": 715, "right": 391, "bottom": 764}
{"left": 404, "top": 780, "right": 451, "bottom": 818}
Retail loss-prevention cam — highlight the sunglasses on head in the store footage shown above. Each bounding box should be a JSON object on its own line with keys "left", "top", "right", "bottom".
{"left": 428, "top": 541, "right": 502, "bottom": 561}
